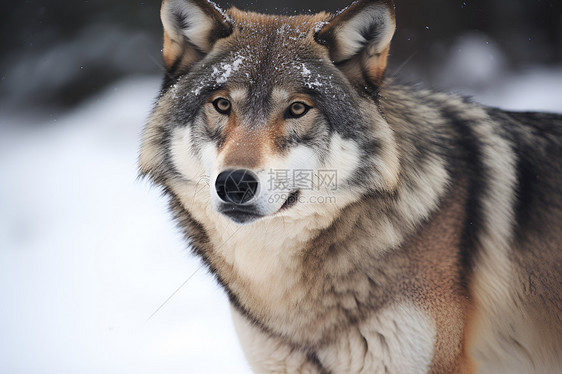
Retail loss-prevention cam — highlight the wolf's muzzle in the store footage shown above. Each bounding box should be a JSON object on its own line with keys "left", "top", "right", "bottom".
{"left": 215, "top": 169, "right": 259, "bottom": 205}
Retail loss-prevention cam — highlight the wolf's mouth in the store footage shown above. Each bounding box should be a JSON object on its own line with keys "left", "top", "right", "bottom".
{"left": 220, "top": 205, "right": 263, "bottom": 224}
{"left": 218, "top": 190, "right": 300, "bottom": 224}
{"left": 279, "top": 190, "right": 300, "bottom": 211}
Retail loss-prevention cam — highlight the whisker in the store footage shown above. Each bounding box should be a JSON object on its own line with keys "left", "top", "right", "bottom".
{"left": 188, "top": 174, "right": 210, "bottom": 210}
{"left": 390, "top": 50, "right": 418, "bottom": 78}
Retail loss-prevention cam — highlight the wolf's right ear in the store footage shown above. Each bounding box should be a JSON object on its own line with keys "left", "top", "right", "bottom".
{"left": 315, "top": 0, "right": 395, "bottom": 86}
{"left": 161, "top": 0, "right": 232, "bottom": 73}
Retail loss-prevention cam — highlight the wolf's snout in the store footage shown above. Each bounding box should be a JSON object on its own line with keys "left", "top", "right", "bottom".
{"left": 215, "top": 169, "right": 259, "bottom": 205}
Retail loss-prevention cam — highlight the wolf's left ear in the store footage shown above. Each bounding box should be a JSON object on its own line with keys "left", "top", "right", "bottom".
{"left": 315, "top": 0, "right": 395, "bottom": 86}
{"left": 161, "top": 0, "right": 232, "bottom": 73}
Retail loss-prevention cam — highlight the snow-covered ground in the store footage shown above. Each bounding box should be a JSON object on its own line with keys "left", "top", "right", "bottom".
{"left": 0, "top": 67, "right": 561, "bottom": 374}
{"left": 0, "top": 77, "right": 250, "bottom": 374}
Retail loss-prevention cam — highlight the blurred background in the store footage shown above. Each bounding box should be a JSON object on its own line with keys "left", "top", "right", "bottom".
{"left": 1, "top": 0, "right": 561, "bottom": 112}
{"left": 0, "top": 1, "right": 561, "bottom": 373}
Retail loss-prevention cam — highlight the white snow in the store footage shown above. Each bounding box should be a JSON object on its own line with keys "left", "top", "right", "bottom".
{"left": 301, "top": 63, "right": 311, "bottom": 77}
{"left": 209, "top": 0, "right": 231, "bottom": 23}
{"left": 0, "top": 77, "right": 250, "bottom": 374}
{"left": 300, "top": 63, "right": 327, "bottom": 90}
{"left": 215, "top": 55, "right": 245, "bottom": 85}
{"left": 472, "top": 66, "right": 562, "bottom": 112}
{"left": 0, "top": 66, "right": 561, "bottom": 374}
{"left": 192, "top": 54, "right": 246, "bottom": 96}
{"left": 313, "top": 21, "right": 328, "bottom": 34}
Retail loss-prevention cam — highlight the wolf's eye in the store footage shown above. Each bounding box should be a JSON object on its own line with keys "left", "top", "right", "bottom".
{"left": 286, "top": 102, "right": 310, "bottom": 119}
{"left": 213, "top": 98, "right": 231, "bottom": 115}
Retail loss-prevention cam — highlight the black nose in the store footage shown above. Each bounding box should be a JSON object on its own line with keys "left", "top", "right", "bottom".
{"left": 215, "top": 169, "right": 259, "bottom": 205}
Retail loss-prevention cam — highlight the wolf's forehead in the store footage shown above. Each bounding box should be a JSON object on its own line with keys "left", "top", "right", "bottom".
{"left": 228, "top": 10, "right": 330, "bottom": 40}
{"left": 220, "top": 14, "right": 329, "bottom": 77}
{"left": 228, "top": 27, "right": 316, "bottom": 76}
{"left": 235, "top": 19, "right": 312, "bottom": 46}
{"left": 187, "top": 16, "right": 341, "bottom": 104}
{"left": 195, "top": 36, "right": 325, "bottom": 95}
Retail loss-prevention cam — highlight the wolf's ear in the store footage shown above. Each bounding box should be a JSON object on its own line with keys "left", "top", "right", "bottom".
{"left": 315, "top": 0, "right": 395, "bottom": 86}
{"left": 161, "top": 0, "right": 232, "bottom": 72}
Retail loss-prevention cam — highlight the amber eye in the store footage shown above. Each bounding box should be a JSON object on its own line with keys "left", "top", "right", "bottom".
{"left": 213, "top": 98, "right": 231, "bottom": 115}
{"left": 287, "top": 102, "right": 310, "bottom": 119}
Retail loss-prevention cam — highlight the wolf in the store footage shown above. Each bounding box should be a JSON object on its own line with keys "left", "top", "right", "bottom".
{"left": 139, "top": 0, "right": 562, "bottom": 372}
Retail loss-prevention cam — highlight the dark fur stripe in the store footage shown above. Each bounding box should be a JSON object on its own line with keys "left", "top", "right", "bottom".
{"left": 441, "top": 107, "right": 489, "bottom": 291}
{"left": 488, "top": 109, "right": 562, "bottom": 244}
{"left": 306, "top": 351, "right": 332, "bottom": 374}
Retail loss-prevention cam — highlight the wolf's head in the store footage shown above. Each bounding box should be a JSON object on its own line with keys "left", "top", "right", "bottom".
{"left": 140, "top": 0, "right": 400, "bottom": 225}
